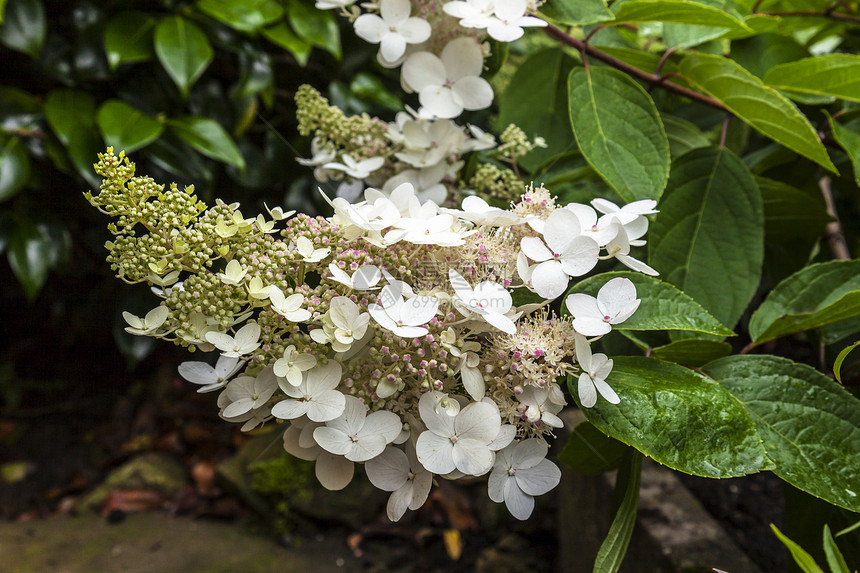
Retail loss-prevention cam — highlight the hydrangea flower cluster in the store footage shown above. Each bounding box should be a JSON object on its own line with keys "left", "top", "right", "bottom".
{"left": 88, "top": 149, "right": 657, "bottom": 521}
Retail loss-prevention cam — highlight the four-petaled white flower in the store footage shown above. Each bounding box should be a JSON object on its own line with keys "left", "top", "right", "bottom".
{"left": 366, "top": 444, "right": 433, "bottom": 521}
{"left": 219, "top": 366, "right": 279, "bottom": 418}
{"left": 575, "top": 333, "right": 620, "bottom": 408}
{"left": 415, "top": 391, "right": 501, "bottom": 476}
{"left": 205, "top": 322, "right": 262, "bottom": 358}
{"left": 295, "top": 236, "right": 331, "bottom": 263}
{"left": 565, "top": 277, "right": 641, "bottom": 336}
{"left": 218, "top": 259, "right": 248, "bottom": 285}
{"left": 178, "top": 355, "right": 244, "bottom": 393}
{"left": 123, "top": 306, "right": 169, "bottom": 336}
{"left": 517, "top": 385, "right": 564, "bottom": 428}
{"left": 401, "top": 37, "right": 494, "bottom": 119}
{"left": 445, "top": 195, "right": 522, "bottom": 226}
{"left": 273, "top": 345, "right": 317, "bottom": 387}
{"left": 449, "top": 269, "right": 516, "bottom": 334}
{"left": 488, "top": 439, "right": 561, "bottom": 520}
{"left": 369, "top": 285, "right": 439, "bottom": 338}
{"left": 605, "top": 224, "right": 659, "bottom": 276}
{"left": 354, "top": 0, "right": 431, "bottom": 64}
{"left": 519, "top": 209, "right": 600, "bottom": 300}
{"left": 323, "top": 154, "right": 385, "bottom": 179}
{"left": 328, "top": 296, "right": 371, "bottom": 348}
{"left": 443, "top": 0, "right": 495, "bottom": 28}
{"left": 271, "top": 361, "right": 346, "bottom": 422}
{"left": 313, "top": 395, "right": 403, "bottom": 462}
{"left": 269, "top": 286, "right": 313, "bottom": 322}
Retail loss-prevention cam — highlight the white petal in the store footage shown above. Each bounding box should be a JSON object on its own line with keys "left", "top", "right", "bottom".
{"left": 398, "top": 18, "right": 431, "bottom": 43}
{"left": 362, "top": 410, "right": 404, "bottom": 444}
{"left": 578, "top": 373, "right": 598, "bottom": 408}
{"left": 488, "top": 424, "right": 517, "bottom": 451}
{"left": 283, "top": 425, "right": 320, "bottom": 461}
{"left": 380, "top": 33, "right": 407, "bottom": 63}
{"left": 307, "top": 390, "right": 346, "bottom": 422}
{"left": 401, "top": 295, "right": 438, "bottom": 326}
{"left": 419, "top": 85, "right": 462, "bottom": 119}
{"left": 543, "top": 208, "right": 581, "bottom": 254}
{"left": 488, "top": 470, "right": 510, "bottom": 503}
{"left": 415, "top": 431, "right": 456, "bottom": 474}
{"left": 418, "top": 391, "right": 455, "bottom": 437}
{"left": 503, "top": 480, "right": 535, "bottom": 520}
{"left": 455, "top": 401, "right": 500, "bottom": 443}
{"left": 271, "top": 398, "right": 310, "bottom": 420}
{"left": 441, "top": 37, "right": 483, "bottom": 80}
{"left": 461, "top": 364, "right": 485, "bottom": 401}
{"left": 473, "top": 281, "right": 512, "bottom": 314}
{"left": 520, "top": 237, "right": 552, "bottom": 262}
{"left": 616, "top": 253, "right": 660, "bottom": 276}
{"left": 387, "top": 484, "right": 413, "bottom": 521}
{"left": 451, "top": 76, "right": 494, "bottom": 111}
{"left": 482, "top": 311, "right": 517, "bottom": 335}
{"left": 366, "top": 446, "right": 410, "bottom": 491}
{"left": 559, "top": 236, "right": 600, "bottom": 276}
{"left": 593, "top": 376, "right": 621, "bottom": 404}
{"left": 487, "top": 21, "right": 525, "bottom": 42}
{"left": 572, "top": 317, "right": 611, "bottom": 337}
{"left": 402, "top": 52, "right": 446, "bottom": 92}
{"left": 308, "top": 361, "right": 343, "bottom": 393}
{"left": 381, "top": 0, "right": 411, "bottom": 24}
{"left": 516, "top": 459, "right": 561, "bottom": 496}
{"left": 313, "top": 426, "right": 353, "bottom": 456}
{"left": 327, "top": 394, "right": 366, "bottom": 435}
{"left": 512, "top": 438, "right": 548, "bottom": 469}
{"left": 178, "top": 362, "right": 216, "bottom": 385}
{"left": 348, "top": 434, "right": 387, "bottom": 462}
{"left": 566, "top": 293, "right": 601, "bottom": 319}
{"left": 530, "top": 261, "right": 569, "bottom": 300}
{"left": 452, "top": 439, "right": 494, "bottom": 476}
{"left": 598, "top": 277, "right": 638, "bottom": 315}
{"left": 409, "top": 470, "right": 433, "bottom": 510}
{"left": 315, "top": 453, "right": 354, "bottom": 491}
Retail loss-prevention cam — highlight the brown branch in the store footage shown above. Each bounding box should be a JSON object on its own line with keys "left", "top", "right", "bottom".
{"left": 819, "top": 175, "right": 852, "bottom": 260}
{"left": 544, "top": 25, "right": 728, "bottom": 112}
{"left": 760, "top": 10, "right": 860, "bottom": 24}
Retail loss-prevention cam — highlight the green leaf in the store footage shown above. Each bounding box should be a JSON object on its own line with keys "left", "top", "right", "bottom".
{"left": 575, "top": 357, "right": 772, "bottom": 478}
{"left": 196, "top": 0, "right": 283, "bottom": 33}
{"left": 261, "top": 22, "right": 311, "bottom": 66}
{"left": 43, "top": 89, "right": 103, "bottom": 187}
{"left": 103, "top": 11, "right": 156, "bottom": 70}
{"left": 663, "top": 23, "right": 727, "bottom": 49}
{"left": 651, "top": 338, "right": 732, "bottom": 366}
{"left": 749, "top": 260, "right": 860, "bottom": 345}
{"left": 823, "top": 525, "right": 850, "bottom": 573}
{"left": 679, "top": 53, "right": 837, "bottom": 173}
{"left": 662, "top": 114, "right": 711, "bottom": 158}
{"left": 764, "top": 55, "right": 860, "bottom": 104}
{"left": 612, "top": 0, "right": 750, "bottom": 32}
{"left": 705, "top": 355, "right": 860, "bottom": 512}
{"left": 829, "top": 118, "right": 860, "bottom": 187}
{"left": 154, "top": 16, "right": 214, "bottom": 97}
{"left": 771, "top": 525, "right": 825, "bottom": 573}
{"left": 833, "top": 341, "right": 860, "bottom": 384}
{"left": 568, "top": 66, "right": 670, "bottom": 202}
{"left": 0, "top": 136, "right": 30, "bottom": 201}
{"left": 0, "top": 0, "right": 45, "bottom": 58}
{"left": 7, "top": 217, "right": 51, "bottom": 301}
{"left": 559, "top": 420, "right": 630, "bottom": 474}
{"left": 592, "top": 452, "right": 641, "bottom": 573}
{"left": 233, "top": 52, "right": 274, "bottom": 99}
{"left": 759, "top": 176, "right": 830, "bottom": 244}
{"left": 497, "top": 47, "right": 577, "bottom": 172}
{"left": 730, "top": 33, "right": 810, "bottom": 78}
{"left": 167, "top": 117, "right": 245, "bottom": 169}
{"left": 286, "top": 0, "right": 339, "bottom": 58}
{"left": 540, "top": 0, "right": 613, "bottom": 25}
{"left": 567, "top": 271, "right": 734, "bottom": 336}
{"left": 649, "top": 146, "right": 763, "bottom": 329}
{"left": 96, "top": 100, "right": 164, "bottom": 153}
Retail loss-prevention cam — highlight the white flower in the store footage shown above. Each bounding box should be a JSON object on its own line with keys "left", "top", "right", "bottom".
{"left": 487, "top": 439, "right": 561, "bottom": 520}
{"left": 273, "top": 345, "right": 316, "bottom": 386}
{"left": 484, "top": 0, "right": 547, "bottom": 42}
{"left": 178, "top": 355, "right": 244, "bottom": 393}
{"left": 218, "top": 259, "right": 248, "bottom": 285}
{"left": 443, "top": 0, "right": 496, "bottom": 28}
{"left": 517, "top": 385, "right": 564, "bottom": 428}
{"left": 122, "top": 306, "right": 169, "bottom": 335}
{"left": 415, "top": 391, "right": 501, "bottom": 476}
{"left": 313, "top": 395, "right": 403, "bottom": 462}
{"left": 264, "top": 203, "right": 295, "bottom": 221}
{"left": 297, "top": 137, "right": 336, "bottom": 181}
{"left": 565, "top": 277, "right": 641, "bottom": 336}
{"left": 464, "top": 124, "right": 497, "bottom": 151}
{"left": 221, "top": 404, "right": 271, "bottom": 432}
{"left": 218, "top": 366, "right": 278, "bottom": 418}
{"left": 593, "top": 198, "right": 657, "bottom": 247}
{"left": 205, "top": 322, "right": 262, "bottom": 358}
{"left": 383, "top": 163, "right": 450, "bottom": 206}
{"left": 449, "top": 269, "right": 516, "bottom": 334}
{"left": 365, "top": 444, "right": 433, "bottom": 521}
{"left": 563, "top": 203, "right": 619, "bottom": 247}
{"left": 575, "top": 333, "right": 619, "bottom": 408}
{"left": 283, "top": 419, "right": 355, "bottom": 491}
{"left": 323, "top": 154, "right": 385, "bottom": 179}
{"left": 369, "top": 285, "right": 439, "bottom": 338}
{"left": 605, "top": 224, "right": 659, "bottom": 276}
{"left": 269, "top": 287, "right": 313, "bottom": 322}
{"left": 295, "top": 236, "right": 331, "bottom": 263}
{"left": 247, "top": 277, "right": 271, "bottom": 300}
{"left": 328, "top": 263, "right": 382, "bottom": 290}
{"left": 401, "top": 38, "right": 494, "bottom": 119}
{"left": 178, "top": 312, "right": 216, "bottom": 351}
{"left": 519, "top": 209, "right": 600, "bottom": 300}
{"left": 271, "top": 361, "right": 346, "bottom": 422}
{"left": 390, "top": 114, "right": 466, "bottom": 167}
{"left": 354, "top": 0, "right": 431, "bottom": 64}
{"left": 328, "top": 296, "right": 371, "bottom": 348}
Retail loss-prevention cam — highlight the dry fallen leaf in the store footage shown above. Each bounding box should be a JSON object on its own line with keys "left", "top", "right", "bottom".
{"left": 443, "top": 529, "right": 463, "bottom": 561}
